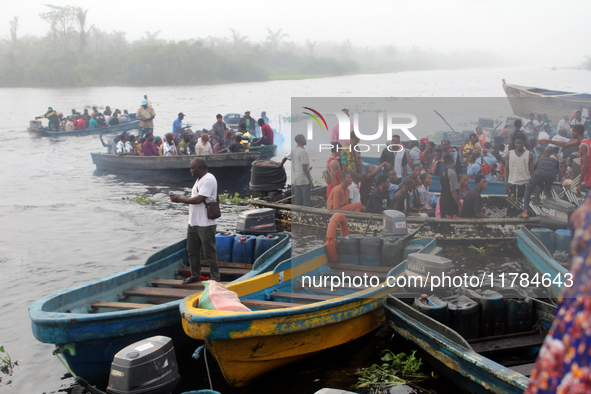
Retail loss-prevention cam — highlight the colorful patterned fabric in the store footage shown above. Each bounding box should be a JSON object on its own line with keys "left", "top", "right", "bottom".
{"left": 525, "top": 193, "right": 591, "bottom": 394}
{"left": 341, "top": 144, "right": 363, "bottom": 175}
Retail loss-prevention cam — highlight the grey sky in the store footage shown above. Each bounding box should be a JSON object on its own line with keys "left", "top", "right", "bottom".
{"left": 3, "top": 0, "right": 589, "bottom": 67}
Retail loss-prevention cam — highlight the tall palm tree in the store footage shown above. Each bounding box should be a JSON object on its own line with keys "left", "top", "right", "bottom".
{"left": 266, "top": 28, "right": 289, "bottom": 52}
{"left": 9, "top": 16, "right": 18, "bottom": 46}
{"left": 76, "top": 8, "right": 93, "bottom": 52}
{"left": 229, "top": 28, "right": 249, "bottom": 47}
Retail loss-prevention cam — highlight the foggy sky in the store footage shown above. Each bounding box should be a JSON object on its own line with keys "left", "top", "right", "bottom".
{"left": 3, "top": 0, "right": 590, "bottom": 68}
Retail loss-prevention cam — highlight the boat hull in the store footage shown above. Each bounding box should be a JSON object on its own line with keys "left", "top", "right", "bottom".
{"left": 502, "top": 82, "right": 591, "bottom": 124}
{"left": 516, "top": 226, "right": 568, "bottom": 298}
{"left": 248, "top": 144, "right": 277, "bottom": 159}
{"left": 30, "top": 120, "right": 140, "bottom": 137}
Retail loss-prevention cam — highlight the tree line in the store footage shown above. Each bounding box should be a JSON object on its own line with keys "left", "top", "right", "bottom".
{"left": 0, "top": 5, "right": 503, "bottom": 88}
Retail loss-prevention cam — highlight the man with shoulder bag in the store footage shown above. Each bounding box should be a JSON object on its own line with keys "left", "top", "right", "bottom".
{"left": 170, "top": 158, "right": 220, "bottom": 284}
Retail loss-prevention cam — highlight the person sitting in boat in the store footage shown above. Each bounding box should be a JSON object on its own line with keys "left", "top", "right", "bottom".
{"left": 130, "top": 135, "right": 143, "bottom": 154}
{"left": 461, "top": 133, "right": 480, "bottom": 164}
{"left": 162, "top": 133, "right": 178, "bottom": 156}
{"left": 390, "top": 177, "right": 419, "bottom": 217}
{"left": 359, "top": 162, "right": 387, "bottom": 206}
{"left": 429, "top": 148, "right": 444, "bottom": 175}
{"left": 467, "top": 150, "right": 496, "bottom": 181}
{"left": 423, "top": 141, "right": 436, "bottom": 170}
{"left": 475, "top": 126, "right": 490, "bottom": 149}
{"left": 109, "top": 113, "right": 120, "bottom": 127}
{"left": 407, "top": 173, "right": 428, "bottom": 215}
{"left": 326, "top": 172, "right": 366, "bottom": 213}
{"left": 194, "top": 133, "right": 213, "bottom": 155}
{"left": 440, "top": 153, "right": 462, "bottom": 218}
{"left": 64, "top": 116, "right": 75, "bottom": 131}
{"left": 523, "top": 112, "right": 539, "bottom": 135}
{"left": 142, "top": 131, "right": 159, "bottom": 157}
{"left": 458, "top": 173, "right": 471, "bottom": 200}
{"left": 326, "top": 142, "right": 342, "bottom": 198}
{"left": 120, "top": 110, "right": 130, "bottom": 124}
{"left": 462, "top": 174, "right": 489, "bottom": 219}
{"left": 228, "top": 135, "right": 245, "bottom": 153}
{"left": 36, "top": 107, "right": 60, "bottom": 132}
{"left": 252, "top": 118, "right": 274, "bottom": 146}
{"left": 387, "top": 169, "right": 399, "bottom": 199}
{"left": 74, "top": 114, "right": 85, "bottom": 130}
{"left": 116, "top": 132, "right": 135, "bottom": 156}
{"left": 88, "top": 113, "right": 99, "bottom": 129}
{"left": 347, "top": 170, "right": 362, "bottom": 204}
{"left": 570, "top": 110, "right": 585, "bottom": 127}
{"left": 212, "top": 136, "right": 227, "bottom": 154}
{"left": 417, "top": 172, "right": 437, "bottom": 212}
{"left": 179, "top": 131, "right": 193, "bottom": 155}
{"left": 366, "top": 174, "right": 391, "bottom": 213}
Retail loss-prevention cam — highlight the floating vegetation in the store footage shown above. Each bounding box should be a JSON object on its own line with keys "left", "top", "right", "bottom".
{"left": 220, "top": 192, "right": 250, "bottom": 205}
{"left": 84, "top": 104, "right": 105, "bottom": 109}
{"left": 469, "top": 245, "right": 488, "bottom": 255}
{"left": 0, "top": 346, "right": 18, "bottom": 386}
{"left": 122, "top": 193, "right": 157, "bottom": 205}
{"left": 352, "top": 350, "right": 433, "bottom": 390}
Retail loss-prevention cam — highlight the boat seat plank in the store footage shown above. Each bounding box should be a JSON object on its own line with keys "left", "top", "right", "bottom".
{"left": 151, "top": 279, "right": 228, "bottom": 289}
{"left": 177, "top": 266, "right": 252, "bottom": 276}
{"left": 471, "top": 334, "right": 546, "bottom": 355}
{"left": 177, "top": 261, "right": 253, "bottom": 272}
{"left": 241, "top": 299, "right": 302, "bottom": 310}
{"left": 328, "top": 263, "right": 391, "bottom": 273}
{"left": 124, "top": 286, "right": 198, "bottom": 299}
{"left": 90, "top": 301, "right": 152, "bottom": 310}
{"left": 509, "top": 363, "right": 536, "bottom": 376}
{"left": 270, "top": 292, "right": 339, "bottom": 302}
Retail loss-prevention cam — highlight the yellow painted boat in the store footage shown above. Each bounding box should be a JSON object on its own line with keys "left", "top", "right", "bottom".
{"left": 180, "top": 238, "right": 440, "bottom": 386}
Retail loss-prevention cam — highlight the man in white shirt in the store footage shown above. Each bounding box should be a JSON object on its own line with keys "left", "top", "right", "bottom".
{"left": 194, "top": 134, "right": 213, "bottom": 155}
{"left": 347, "top": 170, "right": 361, "bottom": 204}
{"left": 170, "top": 158, "right": 220, "bottom": 284}
{"left": 162, "top": 133, "right": 178, "bottom": 156}
{"left": 292, "top": 134, "right": 314, "bottom": 206}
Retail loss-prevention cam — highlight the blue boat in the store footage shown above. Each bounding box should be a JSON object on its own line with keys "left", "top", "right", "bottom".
{"left": 384, "top": 257, "right": 556, "bottom": 394}
{"left": 29, "top": 233, "right": 290, "bottom": 384}
{"left": 517, "top": 226, "right": 569, "bottom": 298}
{"left": 248, "top": 144, "right": 277, "bottom": 159}
{"left": 32, "top": 120, "right": 141, "bottom": 137}
{"left": 362, "top": 156, "right": 507, "bottom": 195}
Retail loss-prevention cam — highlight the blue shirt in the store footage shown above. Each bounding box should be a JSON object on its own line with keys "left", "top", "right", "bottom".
{"left": 388, "top": 183, "right": 399, "bottom": 200}
{"left": 172, "top": 118, "right": 183, "bottom": 138}
{"left": 89, "top": 118, "right": 98, "bottom": 129}
{"left": 466, "top": 153, "right": 497, "bottom": 181}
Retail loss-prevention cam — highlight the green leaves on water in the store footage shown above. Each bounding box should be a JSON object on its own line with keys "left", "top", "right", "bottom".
{"left": 122, "top": 193, "right": 157, "bottom": 205}
{"left": 0, "top": 345, "right": 18, "bottom": 386}
{"left": 352, "top": 350, "right": 434, "bottom": 390}
{"left": 220, "top": 192, "right": 249, "bottom": 205}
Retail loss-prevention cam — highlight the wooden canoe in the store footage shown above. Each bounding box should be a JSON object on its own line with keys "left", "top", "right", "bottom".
{"left": 516, "top": 225, "right": 570, "bottom": 298}
{"left": 250, "top": 186, "right": 537, "bottom": 240}
{"left": 29, "top": 233, "right": 290, "bottom": 384}
{"left": 384, "top": 255, "right": 556, "bottom": 394}
{"left": 502, "top": 80, "right": 591, "bottom": 124}
{"left": 180, "top": 238, "right": 441, "bottom": 387}
{"left": 30, "top": 120, "right": 140, "bottom": 137}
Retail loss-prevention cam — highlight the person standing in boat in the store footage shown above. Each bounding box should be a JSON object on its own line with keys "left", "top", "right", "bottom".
{"left": 36, "top": 107, "right": 60, "bottom": 132}
{"left": 341, "top": 131, "right": 363, "bottom": 175}
{"left": 330, "top": 108, "right": 352, "bottom": 147}
{"left": 379, "top": 134, "right": 412, "bottom": 179}
{"left": 173, "top": 112, "right": 187, "bottom": 141}
{"left": 326, "top": 142, "right": 342, "bottom": 198}
{"left": 504, "top": 136, "right": 534, "bottom": 200}
{"left": 211, "top": 114, "right": 227, "bottom": 145}
{"left": 366, "top": 174, "right": 391, "bottom": 214}
{"left": 137, "top": 98, "right": 156, "bottom": 137}
{"left": 440, "top": 153, "right": 462, "bottom": 218}
{"left": 170, "top": 158, "right": 220, "bottom": 284}
{"left": 521, "top": 146, "right": 560, "bottom": 218}
{"left": 292, "top": 134, "right": 314, "bottom": 206}
{"left": 461, "top": 174, "right": 489, "bottom": 219}
{"left": 239, "top": 110, "right": 256, "bottom": 135}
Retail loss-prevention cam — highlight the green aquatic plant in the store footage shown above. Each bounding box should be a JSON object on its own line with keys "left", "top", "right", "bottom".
{"left": 220, "top": 192, "right": 250, "bottom": 205}
{"left": 0, "top": 346, "right": 18, "bottom": 386}
{"left": 352, "top": 350, "right": 432, "bottom": 390}
{"left": 122, "top": 193, "right": 157, "bottom": 205}
{"left": 469, "top": 245, "right": 487, "bottom": 255}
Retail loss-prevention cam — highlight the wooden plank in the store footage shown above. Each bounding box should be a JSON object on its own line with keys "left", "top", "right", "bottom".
{"left": 270, "top": 292, "right": 339, "bottom": 302}
{"left": 178, "top": 265, "right": 252, "bottom": 276}
{"left": 469, "top": 331, "right": 536, "bottom": 344}
{"left": 471, "top": 334, "right": 546, "bottom": 355}
{"left": 151, "top": 279, "right": 228, "bottom": 289}
{"left": 509, "top": 363, "right": 536, "bottom": 377}
{"left": 124, "top": 286, "right": 198, "bottom": 299}
{"left": 201, "top": 261, "right": 253, "bottom": 269}
{"left": 241, "top": 299, "right": 301, "bottom": 310}
{"left": 328, "top": 263, "right": 391, "bottom": 273}
{"left": 91, "top": 301, "right": 152, "bottom": 310}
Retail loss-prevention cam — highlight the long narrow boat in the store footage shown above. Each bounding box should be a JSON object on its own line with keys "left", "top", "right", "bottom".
{"left": 248, "top": 144, "right": 277, "bottom": 159}
{"left": 502, "top": 80, "right": 591, "bottom": 123}
{"left": 250, "top": 187, "right": 536, "bottom": 240}
{"left": 30, "top": 120, "right": 140, "bottom": 137}
{"left": 29, "top": 233, "right": 290, "bottom": 384}
{"left": 180, "top": 237, "right": 441, "bottom": 387}
{"left": 384, "top": 257, "right": 556, "bottom": 394}
{"left": 91, "top": 151, "right": 260, "bottom": 182}
{"left": 516, "top": 225, "right": 569, "bottom": 298}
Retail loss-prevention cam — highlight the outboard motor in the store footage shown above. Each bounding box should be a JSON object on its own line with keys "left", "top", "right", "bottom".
{"left": 249, "top": 159, "right": 287, "bottom": 198}
{"left": 236, "top": 208, "right": 277, "bottom": 235}
{"left": 75, "top": 336, "right": 180, "bottom": 394}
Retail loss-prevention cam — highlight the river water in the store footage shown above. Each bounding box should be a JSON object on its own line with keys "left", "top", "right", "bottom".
{"left": 0, "top": 66, "right": 587, "bottom": 393}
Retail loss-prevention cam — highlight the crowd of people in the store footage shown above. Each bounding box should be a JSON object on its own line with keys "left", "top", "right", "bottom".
{"left": 95, "top": 102, "right": 274, "bottom": 157}
{"left": 292, "top": 108, "right": 591, "bottom": 219}
{"left": 36, "top": 105, "right": 133, "bottom": 132}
